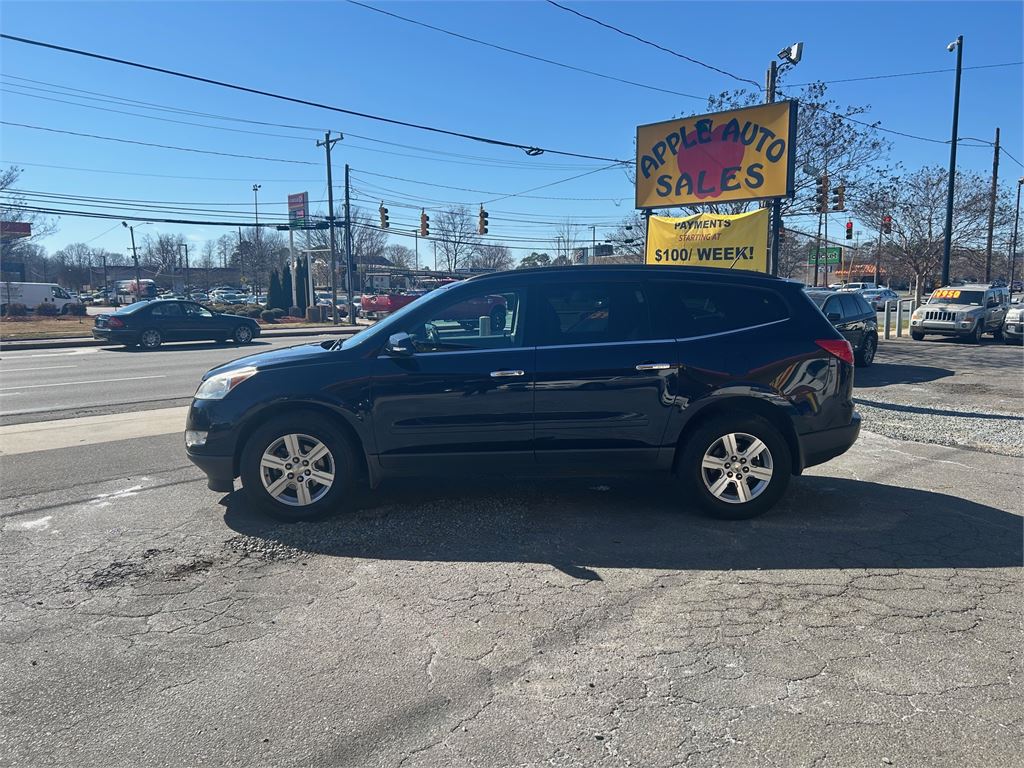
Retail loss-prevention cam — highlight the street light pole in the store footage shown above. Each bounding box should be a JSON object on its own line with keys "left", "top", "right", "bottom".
{"left": 941, "top": 34, "right": 964, "bottom": 286}
{"left": 1010, "top": 177, "right": 1023, "bottom": 296}
{"left": 178, "top": 242, "right": 190, "bottom": 295}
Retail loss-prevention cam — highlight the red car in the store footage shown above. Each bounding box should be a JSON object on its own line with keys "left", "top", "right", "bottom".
{"left": 361, "top": 290, "right": 508, "bottom": 329}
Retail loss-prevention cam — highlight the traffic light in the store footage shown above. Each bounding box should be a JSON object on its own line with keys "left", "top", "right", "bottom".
{"left": 882, "top": 214, "right": 892, "bottom": 234}
{"left": 419, "top": 209, "right": 429, "bottom": 237}
{"left": 478, "top": 205, "right": 489, "bottom": 235}
{"left": 845, "top": 221, "right": 854, "bottom": 240}
{"left": 815, "top": 175, "right": 829, "bottom": 213}
{"left": 378, "top": 202, "right": 389, "bottom": 229}
{"left": 832, "top": 184, "right": 845, "bottom": 211}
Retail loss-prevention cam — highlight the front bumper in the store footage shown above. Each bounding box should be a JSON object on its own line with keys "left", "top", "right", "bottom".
{"left": 799, "top": 413, "right": 861, "bottom": 471}
{"left": 186, "top": 450, "right": 235, "bottom": 492}
{"left": 910, "top": 319, "right": 978, "bottom": 337}
{"left": 1003, "top": 321, "right": 1023, "bottom": 340}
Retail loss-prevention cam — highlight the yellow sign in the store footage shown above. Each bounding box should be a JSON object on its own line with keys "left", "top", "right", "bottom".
{"left": 932, "top": 289, "right": 962, "bottom": 300}
{"left": 635, "top": 101, "right": 797, "bottom": 209}
{"left": 645, "top": 209, "right": 769, "bottom": 272}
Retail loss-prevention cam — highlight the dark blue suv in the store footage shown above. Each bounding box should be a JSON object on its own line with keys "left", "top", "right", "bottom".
{"left": 185, "top": 266, "right": 860, "bottom": 521}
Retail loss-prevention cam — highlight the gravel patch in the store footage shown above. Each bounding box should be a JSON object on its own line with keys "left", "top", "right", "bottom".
{"left": 855, "top": 399, "right": 1024, "bottom": 456}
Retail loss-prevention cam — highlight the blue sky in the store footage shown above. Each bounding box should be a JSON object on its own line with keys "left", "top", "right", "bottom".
{"left": 1, "top": 0, "right": 1021, "bottom": 260}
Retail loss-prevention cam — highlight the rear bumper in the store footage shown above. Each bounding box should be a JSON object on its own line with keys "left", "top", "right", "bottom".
{"left": 799, "top": 413, "right": 861, "bottom": 471}
{"left": 92, "top": 328, "right": 138, "bottom": 343}
{"left": 186, "top": 450, "right": 236, "bottom": 493}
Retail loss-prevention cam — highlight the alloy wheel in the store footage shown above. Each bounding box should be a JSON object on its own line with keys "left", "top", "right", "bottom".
{"left": 236, "top": 326, "right": 252, "bottom": 343}
{"left": 259, "top": 433, "right": 335, "bottom": 507}
{"left": 700, "top": 432, "right": 773, "bottom": 504}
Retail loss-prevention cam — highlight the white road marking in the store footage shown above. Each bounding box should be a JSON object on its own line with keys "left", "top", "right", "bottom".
{"left": 0, "top": 374, "right": 165, "bottom": 391}
{"left": 0, "top": 365, "right": 78, "bottom": 373}
{"left": 0, "top": 406, "right": 189, "bottom": 455}
{"left": 0, "top": 349, "right": 99, "bottom": 359}
{"left": 4, "top": 515, "right": 52, "bottom": 531}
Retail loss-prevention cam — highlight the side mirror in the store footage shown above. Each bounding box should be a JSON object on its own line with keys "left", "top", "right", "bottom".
{"left": 826, "top": 312, "right": 841, "bottom": 322}
{"left": 384, "top": 332, "right": 415, "bottom": 357}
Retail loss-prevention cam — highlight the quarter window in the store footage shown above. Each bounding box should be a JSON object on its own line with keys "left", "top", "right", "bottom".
{"left": 839, "top": 294, "right": 862, "bottom": 319}
{"left": 646, "top": 280, "right": 789, "bottom": 338}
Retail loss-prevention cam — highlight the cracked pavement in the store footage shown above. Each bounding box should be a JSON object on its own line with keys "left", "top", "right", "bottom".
{"left": 1, "top": 341, "right": 1022, "bottom": 767}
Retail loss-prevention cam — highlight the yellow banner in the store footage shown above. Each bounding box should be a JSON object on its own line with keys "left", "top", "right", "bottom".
{"left": 645, "top": 209, "right": 769, "bottom": 272}
{"left": 636, "top": 101, "right": 796, "bottom": 209}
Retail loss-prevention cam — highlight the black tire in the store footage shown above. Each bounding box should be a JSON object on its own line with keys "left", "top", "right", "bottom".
{"left": 59, "top": 304, "right": 69, "bottom": 315}
{"left": 993, "top": 326, "right": 1004, "bottom": 341}
{"left": 139, "top": 328, "right": 162, "bottom": 349}
{"left": 233, "top": 324, "right": 254, "bottom": 344}
{"left": 910, "top": 331, "right": 925, "bottom": 341}
{"left": 677, "top": 414, "right": 792, "bottom": 520}
{"left": 489, "top": 306, "right": 506, "bottom": 331}
{"left": 855, "top": 333, "right": 877, "bottom": 367}
{"left": 239, "top": 411, "right": 357, "bottom": 522}
{"left": 967, "top": 322, "right": 983, "bottom": 344}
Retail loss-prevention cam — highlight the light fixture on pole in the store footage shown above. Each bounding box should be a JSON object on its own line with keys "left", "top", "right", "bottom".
{"left": 941, "top": 35, "right": 963, "bottom": 287}
{"left": 765, "top": 41, "right": 804, "bottom": 277}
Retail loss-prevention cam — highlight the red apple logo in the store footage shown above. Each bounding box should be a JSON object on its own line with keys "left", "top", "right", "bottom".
{"left": 676, "top": 124, "right": 746, "bottom": 200}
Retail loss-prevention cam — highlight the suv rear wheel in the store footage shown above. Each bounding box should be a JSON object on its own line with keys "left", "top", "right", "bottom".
{"left": 240, "top": 412, "right": 356, "bottom": 522}
{"left": 678, "top": 415, "right": 792, "bottom": 520}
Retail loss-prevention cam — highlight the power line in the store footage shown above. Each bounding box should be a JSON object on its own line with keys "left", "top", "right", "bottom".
{"left": 0, "top": 33, "right": 632, "bottom": 164}
{"left": 0, "top": 121, "right": 320, "bottom": 165}
{"left": 351, "top": 169, "right": 629, "bottom": 201}
{"left": 545, "top": 0, "right": 760, "bottom": 89}
{"left": 345, "top": 0, "right": 704, "bottom": 101}
{"left": 2, "top": 75, "right": 605, "bottom": 170}
{"left": 999, "top": 146, "right": 1024, "bottom": 169}
{"left": 787, "top": 61, "right": 1023, "bottom": 87}
{"left": 1, "top": 159, "right": 318, "bottom": 183}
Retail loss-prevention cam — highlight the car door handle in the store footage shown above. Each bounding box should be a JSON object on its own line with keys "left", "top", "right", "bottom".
{"left": 635, "top": 363, "right": 672, "bottom": 371}
{"left": 490, "top": 369, "right": 525, "bottom": 378}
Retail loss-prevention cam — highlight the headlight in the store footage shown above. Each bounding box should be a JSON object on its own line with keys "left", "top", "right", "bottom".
{"left": 912, "top": 308, "right": 924, "bottom": 318}
{"left": 194, "top": 367, "right": 257, "bottom": 400}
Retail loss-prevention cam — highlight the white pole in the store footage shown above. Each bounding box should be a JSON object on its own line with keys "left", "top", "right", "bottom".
{"left": 289, "top": 228, "right": 298, "bottom": 310}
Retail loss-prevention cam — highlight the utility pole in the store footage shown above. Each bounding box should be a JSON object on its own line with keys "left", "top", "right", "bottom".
{"left": 252, "top": 184, "right": 261, "bottom": 297}
{"left": 317, "top": 131, "right": 343, "bottom": 324}
{"left": 985, "top": 127, "right": 1000, "bottom": 282}
{"left": 122, "top": 221, "right": 141, "bottom": 302}
{"left": 764, "top": 59, "right": 781, "bottom": 276}
{"left": 101, "top": 252, "right": 108, "bottom": 296}
{"left": 344, "top": 163, "right": 355, "bottom": 323}
{"left": 1010, "top": 177, "right": 1023, "bottom": 296}
{"left": 942, "top": 35, "right": 964, "bottom": 286}
{"left": 813, "top": 211, "right": 823, "bottom": 288}
{"left": 179, "top": 242, "right": 190, "bottom": 295}
{"left": 875, "top": 212, "right": 884, "bottom": 288}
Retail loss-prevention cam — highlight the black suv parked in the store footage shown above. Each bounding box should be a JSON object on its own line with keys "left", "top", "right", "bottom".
{"left": 186, "top": 266, "right": 861, "bottom": 521}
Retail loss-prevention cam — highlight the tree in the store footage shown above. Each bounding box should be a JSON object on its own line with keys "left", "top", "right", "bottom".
{"left": 307, "top": 207, "right": 388, "bottom": 290}
{"left": 281, "top": 266, "right": 294, "bottom": 310}
{"left": 433, "top": 206, "right": 479, "bottom": 272}
{"left": 0, "top": 165, "right": 58, "bottom": 261}
{"left": 555, "top": 218, "right": 583, "bottom": 263}
{"left": 470, "top": 243, "right": 514, "bottom": 271}
{"left": 383, "top": 243, "right": 417, "bottom": 271}
{"left": 604, "top": 212, "right": 645, "bottom": 263}
{"left": 517, "top": 251, "right": 551, "bottom": 269}
{"left": 852, "top": 166, "right": 993, "bottom": 300}
{"left": 268, "top": 269, "right": 283, "bottom": 310}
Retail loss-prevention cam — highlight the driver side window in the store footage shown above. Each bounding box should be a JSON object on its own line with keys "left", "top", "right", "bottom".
{"left": 184, "top": 303, "right": 213, "bottom": 318}
{"left": 404, "top": 286, "right": 525, "bottom": 353}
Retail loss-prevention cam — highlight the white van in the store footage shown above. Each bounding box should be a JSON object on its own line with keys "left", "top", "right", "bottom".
{"left": 0, "top": 282, "right": 77, "bottom": 313}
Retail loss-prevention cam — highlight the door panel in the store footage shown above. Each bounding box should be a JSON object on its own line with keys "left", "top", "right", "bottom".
{"left": 529, "top": 281, "right": 675, "bottom": 467}
{"left": 371, "top": 349, "right": 535, "bottom": 470}
{"left": 369, "top": 282, "right": 534, "bottom": 474}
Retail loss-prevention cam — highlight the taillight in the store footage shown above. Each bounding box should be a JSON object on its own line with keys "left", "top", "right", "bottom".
{"left": 815, "top": 338, "right": 853, "bottom": 365}
{"left": 107, "top": 317, "right": 125, "bottom": 329}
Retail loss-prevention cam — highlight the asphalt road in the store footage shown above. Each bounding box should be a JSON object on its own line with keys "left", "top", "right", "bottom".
{"left": 0, "top": 335, "right": 344, "bottom": 423}
{"left": 1, "top": 336, "right": 1021, "bottom": 768}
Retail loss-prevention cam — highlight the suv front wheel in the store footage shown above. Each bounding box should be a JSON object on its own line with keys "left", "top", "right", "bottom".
{"left": 678, "top": 415, "right": 792, "bottom": 520}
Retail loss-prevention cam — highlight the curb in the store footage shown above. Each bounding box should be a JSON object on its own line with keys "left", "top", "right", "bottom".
{"left": 0, "top": 324, "right": 366, "bottom": 352}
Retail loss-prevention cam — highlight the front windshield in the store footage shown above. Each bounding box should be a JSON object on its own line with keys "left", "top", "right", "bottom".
{"left": 929, "top": 289, "right": 983, "bottom": 306}
{"left": 338, "top": 283, "right": 454, "bottom": 349}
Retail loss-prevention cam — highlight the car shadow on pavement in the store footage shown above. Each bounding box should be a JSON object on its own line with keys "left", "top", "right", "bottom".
{"left": 105, "top": 341, "right": 272, "bottom": 353}
{"left": 855, "top": 397, "right": 1024, "bottom": 421}
{"left": 222, "top": 475, "right": 1022, "bottom": 577}
{"left": 854, "top": 362, "right": 954, "bottom": 388}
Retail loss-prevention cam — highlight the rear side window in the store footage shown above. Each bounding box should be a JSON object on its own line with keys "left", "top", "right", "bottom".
{"left": 150, "top": 303, "right": 182, "bottom": 317}
{"left": 646, "top": 280, "right": 789, "bottom": 339}
{"left": 839, "top": 294, "right": 865, "bottom": 318}
{"left": 532, "top": 282, "right": 650, "bottom": 346}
